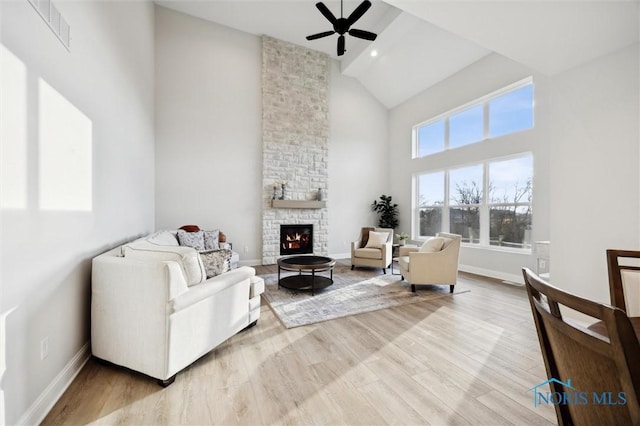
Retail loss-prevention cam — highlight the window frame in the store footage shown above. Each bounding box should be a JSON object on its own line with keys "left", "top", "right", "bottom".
{"left": 412, "top": 77, "right": 534, "bottom": 159}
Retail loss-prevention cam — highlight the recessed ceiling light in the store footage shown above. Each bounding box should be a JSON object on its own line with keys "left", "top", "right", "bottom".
{"left": 370, "top": 50, "right": 378, "bottom": 57}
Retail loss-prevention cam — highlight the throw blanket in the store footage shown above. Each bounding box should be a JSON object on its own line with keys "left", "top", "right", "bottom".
{"left": 199, "top": 249, "right": 232, "bottom": 278}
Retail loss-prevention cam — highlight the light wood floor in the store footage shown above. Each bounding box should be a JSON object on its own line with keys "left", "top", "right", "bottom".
{"left": 42, "top": 268, "right": 557, "bottom": 425}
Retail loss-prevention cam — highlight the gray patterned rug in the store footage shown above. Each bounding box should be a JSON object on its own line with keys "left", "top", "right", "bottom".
{"left": 260, "top": 260, "right": 469, "bottom": 328}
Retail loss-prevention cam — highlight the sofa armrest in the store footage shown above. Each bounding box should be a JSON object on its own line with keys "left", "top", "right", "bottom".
{"left": 381, "top": 241, "right": 393, "bottom": 264}
{"left": 399, "top": 246, "right": 419, "bottom": 257}
{"left": 351, "top": 240, "right": 362, "bottom": 256}
{"left": 170, "top": 266, "right": 255, "bottom": 313}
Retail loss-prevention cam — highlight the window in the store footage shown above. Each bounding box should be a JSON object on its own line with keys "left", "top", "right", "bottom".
{"left": 415, "top": 154, "right": 533, "bottom": 251}
{"left": 417, "top": 171, "right": 444, "bottom": 237}
{"left": 414, "top": 78, "right": 533, "bottom": 158}
{"left": 488, "top": 156, "right": 532, "bottom": 248}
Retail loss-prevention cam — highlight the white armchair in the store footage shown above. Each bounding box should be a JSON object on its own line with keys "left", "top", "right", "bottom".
{"left": 351, "top": 227, "right": 394, "bottom": 274}
{"left": 398, "top": 232, "right": 461, "bottom": 293}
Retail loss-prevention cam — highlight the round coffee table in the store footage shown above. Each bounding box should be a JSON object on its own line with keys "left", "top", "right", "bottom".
{"left": 277, "top": 255, "right": 336, "bottom": 296}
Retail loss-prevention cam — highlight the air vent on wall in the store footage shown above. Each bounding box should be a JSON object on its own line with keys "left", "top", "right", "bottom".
{"left": 28, "top": 0, "right": 71, "bottom": 50}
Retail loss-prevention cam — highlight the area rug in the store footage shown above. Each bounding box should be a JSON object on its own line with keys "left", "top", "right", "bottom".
{"left": 260, "top": 261, "right": 469, "bottom": 328}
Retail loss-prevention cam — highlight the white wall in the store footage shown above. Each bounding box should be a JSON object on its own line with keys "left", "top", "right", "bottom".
{"left": 388, "top": 53, "right": 551, "bottom": 282}
{"left": 550, "top": 44, "right": 639, "bottom": 303}
{"left": 154, "top": 6, "right": 263, "bottom": 264}
{"left": 328, "top": 61, "right": 389, "bottom": 257}
{"left": 0, "top": 1, "right": 155, "bottom": 424}
{"left": 155, "top": 6, "right": 390, "bottom": 263}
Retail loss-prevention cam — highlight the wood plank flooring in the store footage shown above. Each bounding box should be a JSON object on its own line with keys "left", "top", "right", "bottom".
{"left": 42, "top": 268, "right": 557, "bottom": 425}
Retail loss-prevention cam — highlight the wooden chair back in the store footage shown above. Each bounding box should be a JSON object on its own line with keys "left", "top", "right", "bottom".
{"left": 522, "top": 267, "right": 640, "bottom": 425}
{"left": 607, "top": 249, "right": 640, "bottom": 314}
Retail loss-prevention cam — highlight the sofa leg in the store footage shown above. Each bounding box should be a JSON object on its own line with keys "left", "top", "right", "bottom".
{"left": 411, "top": 284, "right": 416, "bottom": 293}
{"left": 158, "top": 375, "right": 176, "bottom": 387}
{"left": 450, "top": 285, "right": 454, "bottom": 293}
{"left": 243, "top": 320, "right": 258, "bottom": 331}
{"left": 351, "top": 265, "right": 354, "bottom": 270}
{"left": 382, "top": 268, "right": 386, "bottom": 274}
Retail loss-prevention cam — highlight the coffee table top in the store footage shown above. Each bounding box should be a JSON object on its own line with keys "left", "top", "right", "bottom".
{"left": 278, "top": 255, "right": 336, "bottom": 270}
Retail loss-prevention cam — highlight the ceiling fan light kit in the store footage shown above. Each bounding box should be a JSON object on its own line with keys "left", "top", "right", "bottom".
{"left": 306, "top": 0, "right": 378, "bottom": 56}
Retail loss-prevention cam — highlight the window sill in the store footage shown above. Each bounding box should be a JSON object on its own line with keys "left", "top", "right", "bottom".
{"left": 461, "top": 243, "right": 532, "bottom": 255}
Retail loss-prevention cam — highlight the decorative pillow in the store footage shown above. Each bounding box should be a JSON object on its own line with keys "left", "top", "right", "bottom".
{"left": 419, "top": 237, "right": 445, "bottom": 252}
{"left": 177, "top": 229, "right": 205, "bottom": 250}
{"left": 199, "top": 249, "right": 232, "bottom": 278}
{"left": 365, "top": 231, "right": 390, "bottom": 248}
{"left": 203, "top": 229, "right": 220, "bottom": 250}
{"left": 179, "top": 225, "right": 200, "bottom": 232}
{"left": 360, "top": 227, "right": 374, "bottom": 248}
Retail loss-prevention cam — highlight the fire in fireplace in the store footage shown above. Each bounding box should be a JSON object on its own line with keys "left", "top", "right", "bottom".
{"left": 280, "top": 224, "right": 313, "bottom": 255}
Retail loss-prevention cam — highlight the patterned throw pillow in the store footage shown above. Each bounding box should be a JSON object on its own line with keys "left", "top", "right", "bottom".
{"left": 199, "top": 249, "right": 232, "bottom": 278}
{"left": 177, "top": 229, "right": 205, "bottom": 250}
{"left": 203, "top": 229, "right": 220, "bottom": 250}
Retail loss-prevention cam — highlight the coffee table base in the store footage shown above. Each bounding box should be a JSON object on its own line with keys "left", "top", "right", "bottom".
{"left": 278, "top": 275, "right": 333, "bottom": 295}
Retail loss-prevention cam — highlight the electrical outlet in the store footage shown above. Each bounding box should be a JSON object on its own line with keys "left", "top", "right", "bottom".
{"left": 40, "top": 337, "right": 49, "bottom": 360}
{"left": 244, "top": 245, "right": 249, "bottom": 253}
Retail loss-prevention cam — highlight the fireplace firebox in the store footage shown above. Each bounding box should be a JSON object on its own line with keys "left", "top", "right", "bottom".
{"left": 280, "top": 224, "right": 313, "bottom": 255}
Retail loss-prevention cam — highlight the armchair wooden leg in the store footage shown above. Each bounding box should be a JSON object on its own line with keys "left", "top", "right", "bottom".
{"left": 382, "top": 268, "right": 386, "bottom": 274}
{"left": 411, "top": 284, "right": 416, "bottom": 293}
{"left": 351, "top": 265, "right": 355, "bottom": 270}
{"left": 449, "top": 285, "right": 454, "bottom": 293}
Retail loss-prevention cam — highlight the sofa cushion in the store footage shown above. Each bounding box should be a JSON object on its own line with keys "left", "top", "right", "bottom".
{"left": 146, "top": 230, "right": 179, "bottom": 246}
{"left": 203, "top": 229, "right": 220, "bottom": 250}
{"left": 199, "top": 248, "right": 231, "bottom": 278}
{"left": 354, "top": 248, "right": 383, "bottom": 260}
{"left": 419, "top": 237, "right": 445, "bottom": 253}
{"left": 177, "top": 229, "right": 205, "bottom": 250}
{"left": 123, "top": 240, "right": 206, "bottom": 286}
{"left": 365, "top": 231, "right": 389, "bottom": 248}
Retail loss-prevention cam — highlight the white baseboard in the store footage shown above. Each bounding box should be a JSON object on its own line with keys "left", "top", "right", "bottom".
{"left": 18, "top": 342, "right": 91, "bottom": 426}
{"left": 329, "top": 252, "right": 350, "bottom": 260}
{"left": 459, "top": 264, "right": 524, "bottom": 285}
{"left": 239, "top": 258, "right": 261, "bottom": 267}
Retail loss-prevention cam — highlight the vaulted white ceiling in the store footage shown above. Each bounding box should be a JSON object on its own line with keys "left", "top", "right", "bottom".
{"left": 155, "top": 0, "right": 639, "bottom": 108}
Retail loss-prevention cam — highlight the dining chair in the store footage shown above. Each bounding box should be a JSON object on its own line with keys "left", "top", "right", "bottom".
{"left": 607, "top": 249, "right": 640, "bottom": 314}
{"left": 523, "top": 267, "right": 640, "bottom": 425}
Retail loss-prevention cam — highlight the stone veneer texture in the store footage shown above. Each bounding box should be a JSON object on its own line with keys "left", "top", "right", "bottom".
{"left": 262, "top": 36, "right": 330, "bottom": 264}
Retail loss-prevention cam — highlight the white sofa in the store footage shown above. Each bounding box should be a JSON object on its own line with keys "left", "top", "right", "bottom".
{"left": 91, "top": 230, "right": 264, "bottom": 386}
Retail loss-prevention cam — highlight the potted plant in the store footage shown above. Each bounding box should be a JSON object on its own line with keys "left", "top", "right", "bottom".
{"left": 396, "top": 232, "right": 409, "bottom": 245}
{"left": 371, "top": 195, "right": 399, "bottom": 229}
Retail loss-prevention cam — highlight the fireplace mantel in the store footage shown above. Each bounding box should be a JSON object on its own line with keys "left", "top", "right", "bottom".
{"left": 272, "top": 200, "right": 326, "bottom": 209}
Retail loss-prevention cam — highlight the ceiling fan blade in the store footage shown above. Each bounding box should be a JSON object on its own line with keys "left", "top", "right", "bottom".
{"left": 346, "top": 0, "right": 372, "bottom": 26}
{"left": 337, "top": 34, "right": 345, "bottom": 56}
{"left": 315, "top": 2, "right": 337, "bottom": 25}
{"left": 348, "top": 28, "right": 377, "bottom": 41}
{"left": 306, "top": 30, "right": 336, "bottom": 41}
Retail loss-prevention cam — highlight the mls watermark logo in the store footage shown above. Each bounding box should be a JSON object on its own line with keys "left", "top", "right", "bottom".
{"left": 528, "top": 378, "right": 627, "bottom": 408}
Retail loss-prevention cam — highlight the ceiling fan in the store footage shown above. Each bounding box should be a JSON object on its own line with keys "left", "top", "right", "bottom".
{"left": 306, "top": 0, "right": 378, "bottom": 56}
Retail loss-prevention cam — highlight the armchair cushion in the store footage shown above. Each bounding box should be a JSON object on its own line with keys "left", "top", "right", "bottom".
{"left": 365, "top": 231, "right": 390, "bottom": 248}
{"left": 354, "top": 248, "right": 383, "bottom": 260}
{"left": 360, "top": 226, "right": 375, "bottom": 248}
{"left": 419, "top": 236, "right": 445, "bottom": 252}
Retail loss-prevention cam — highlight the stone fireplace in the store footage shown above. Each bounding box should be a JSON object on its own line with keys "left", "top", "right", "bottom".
{"left": 261, "top": 36, "right": 330, "bottom": 264}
